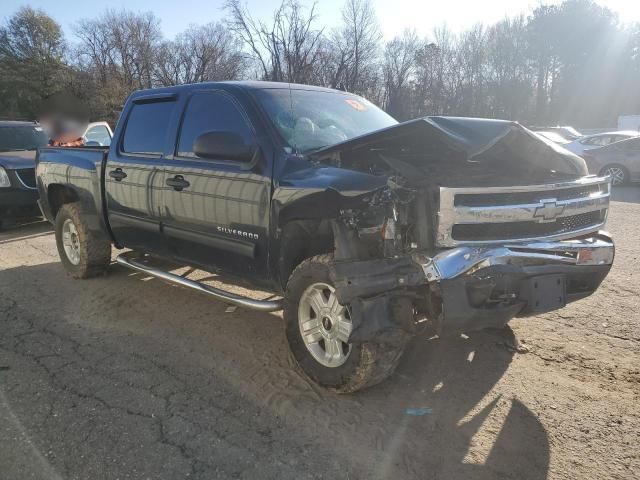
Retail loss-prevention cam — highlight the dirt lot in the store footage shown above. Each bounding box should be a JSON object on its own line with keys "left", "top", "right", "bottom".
{"left": 1, "top": 188, "right": 638, "bottom": 480}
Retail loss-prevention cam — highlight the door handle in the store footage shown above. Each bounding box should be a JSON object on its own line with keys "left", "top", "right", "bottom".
{"left": 109, "top": 168, "right": 127, "bottom": 181}
{"left": 166, "top": 175, "right": 190, "bottom": 191}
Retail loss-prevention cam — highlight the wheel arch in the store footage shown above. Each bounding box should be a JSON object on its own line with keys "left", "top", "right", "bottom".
{"left": 277, "top": 219, "right": 335, "bottom": 290}
{"left": 48, "top": 184, "right": 80, "bottom": 219}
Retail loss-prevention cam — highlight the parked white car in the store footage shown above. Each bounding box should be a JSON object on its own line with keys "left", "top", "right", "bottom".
{"left": 82, "top": 121, "right": 113, "bottom": 146}
{"left": 564, "top": 131, "right": 638, "bottom": 156}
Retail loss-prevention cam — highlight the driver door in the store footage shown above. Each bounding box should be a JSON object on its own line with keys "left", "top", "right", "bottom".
{"left": 159, "top": 90, "right": 271, "bottom": 280}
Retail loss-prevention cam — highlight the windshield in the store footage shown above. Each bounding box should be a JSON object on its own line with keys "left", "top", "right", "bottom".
{"left": 562, "top": 127, "right": 582, "bottom": 139}
{"left": 254, "top": 88, "right": 397, "bottom": 152}
{"left": 0, "top": 125, "right": 48, "bottom": 152}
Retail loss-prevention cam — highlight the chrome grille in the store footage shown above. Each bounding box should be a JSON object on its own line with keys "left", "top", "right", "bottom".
{"left": 437, "top": 176, "right": 610, "bottom": 246}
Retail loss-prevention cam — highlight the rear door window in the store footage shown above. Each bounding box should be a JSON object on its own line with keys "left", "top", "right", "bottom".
{"left": 122, "top": 100, "right": 176, "bottom": 155}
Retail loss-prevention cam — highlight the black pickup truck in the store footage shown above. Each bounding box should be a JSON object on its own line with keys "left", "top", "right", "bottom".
{"left": 36, "top": 81, "right": 615, "bottom": 392}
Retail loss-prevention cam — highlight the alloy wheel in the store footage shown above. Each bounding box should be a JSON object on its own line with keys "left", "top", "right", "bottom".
{"left": 604, "top": 166, "right": 626, "bottom": 186}
{"left": 298, "top": 282, "right": 353, "bottom": 368}
{"left": 62, "top": 219, "right": 81, "bottom": 265}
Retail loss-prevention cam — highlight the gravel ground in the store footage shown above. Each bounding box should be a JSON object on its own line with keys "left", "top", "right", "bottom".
{"left": 0, "top": 187, "right": 638, "bottom": 480}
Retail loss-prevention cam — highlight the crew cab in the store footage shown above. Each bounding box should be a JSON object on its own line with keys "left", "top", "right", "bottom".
{"left": 0, "top": 121, "right": 48, "bottom": 228}
{"left": 36, "top": 81, "right": 615, "bottom": 392}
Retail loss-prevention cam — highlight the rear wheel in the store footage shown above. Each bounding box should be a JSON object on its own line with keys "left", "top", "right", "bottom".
{"left": 600, "top": 164, "right": 628, "bottom": 186}
{"left": 55, "top": 202, "right": 111, "bottom": 278}
{"left": 284, "top": 254, "right": 410, "bottom": 393}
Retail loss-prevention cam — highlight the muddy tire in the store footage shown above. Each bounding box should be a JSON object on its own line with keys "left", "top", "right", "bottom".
{"left": 55, "top": 202, "right": 111, "bottom": 279}
{"left": 284, "top": 254, "right": 410, "bottom": 393}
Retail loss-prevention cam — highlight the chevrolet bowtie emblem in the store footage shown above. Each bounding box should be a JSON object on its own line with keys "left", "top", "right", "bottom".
{"left": 534, "top": 198, "right": 565, "bottom": 222}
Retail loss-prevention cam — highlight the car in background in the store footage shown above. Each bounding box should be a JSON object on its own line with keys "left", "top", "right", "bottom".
{"left": 45, "top": 119, "right": 113, "bottom": 147}
{"left": 82, "top": 121, "right": 112, "bottom": 146}
{"left": 535, "top": 130, "right": 571, "bottom": 145}
{"left": 529, "top": 126, "right": 583, "bottom": 141}
{"left": 564, "top": 131, "right": 638, "bottom": 156}
{"left": 0, "top": 121, "right": 48, "bottom": 227}
{"left": 582, "top": 136, "right": 640, "bottom": 185}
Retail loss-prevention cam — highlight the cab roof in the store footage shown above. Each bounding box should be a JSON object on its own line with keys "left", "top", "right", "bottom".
{"left": 130, "top": 80, "right": 352, "bottom": 100}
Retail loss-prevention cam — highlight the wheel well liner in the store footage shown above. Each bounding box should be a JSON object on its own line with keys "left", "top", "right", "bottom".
{"left": 48, "top": 184, "right": 80, "bottom": 218}
{"left": 278, "top": 219, "right": 334, "bottom": 288}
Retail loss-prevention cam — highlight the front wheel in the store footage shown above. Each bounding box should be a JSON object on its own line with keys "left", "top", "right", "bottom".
{"left": 55, "top": 202, "right": 111, "bottom": 278}
{"left": 600, "top": 164, "right": 629, "bottom": 186}
{"left": 284, "top": 254, "right": 410, "bottom": 393}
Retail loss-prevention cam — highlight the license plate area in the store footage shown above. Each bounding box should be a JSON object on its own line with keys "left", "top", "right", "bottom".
{"left": 521, "top": 274, "right": 567, "bottom": 314}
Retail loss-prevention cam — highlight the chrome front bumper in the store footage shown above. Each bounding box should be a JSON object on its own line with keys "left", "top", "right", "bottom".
{"left": 414, "top": 232, "right": 615, "bottom": 282}
{"left": 330, "top": 232, "right": 615, "bottom": 339}
{"left": 413, "top": 232, "right": 614, "bottom": 333}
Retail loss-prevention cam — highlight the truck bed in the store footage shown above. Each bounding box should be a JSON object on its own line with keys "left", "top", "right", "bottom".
{"left": 36, "top": 146, "right": 109, "bottom": 226}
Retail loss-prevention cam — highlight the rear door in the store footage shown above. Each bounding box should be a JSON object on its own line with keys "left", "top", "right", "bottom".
{"left": 159, "top": 89, "right": 272, "bottom": 280}
{"left": 105, "top": 95, "right": 177, "bottom": 252}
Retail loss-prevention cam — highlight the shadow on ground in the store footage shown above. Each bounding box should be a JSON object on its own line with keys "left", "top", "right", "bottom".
{"left": 0, "top": 260, "right": 549, "bottom": 479}
{"left": 610, "top": 185, "right": 640, "bottom": 204}
{"left": 0, "top": 218, "right": 51, "bottom": 244}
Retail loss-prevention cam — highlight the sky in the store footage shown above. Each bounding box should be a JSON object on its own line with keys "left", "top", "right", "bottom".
{"left": 2, "top": 0, "right": 640, "bottom": 40}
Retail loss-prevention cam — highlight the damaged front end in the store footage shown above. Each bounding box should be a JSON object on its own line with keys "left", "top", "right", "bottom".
{"left": 329, "top": 225, "right": 614, "bottom": 340}
{"left": 306, "top": 117, "right": 615, "bottom": 341}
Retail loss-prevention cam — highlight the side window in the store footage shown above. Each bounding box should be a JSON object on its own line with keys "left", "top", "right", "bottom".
{"left": 177, "top": 91, "right": 254, "bottom": 159}
{"left": 122, "top": 100, "right": 176, "bottom": 155}
{"left": 85, "top": 125, "right": 112, "bottom": 146}
{"left": 588, "top": 137, "right": 606, "bottom": 146}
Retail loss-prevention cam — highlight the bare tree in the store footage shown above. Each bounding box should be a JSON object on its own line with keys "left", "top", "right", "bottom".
{"left": 485, "top": 16, "right": 532, "bottom": 120}
{"left": 3, "top": 0, "right": 640, "bottom": 128}
{"left": 383, "top": 30, "right": 418, "bottom": 119}
{"left": 224, "top": 0, "right": 324, "bottom": 83}
{"left": 155, "top": 23, "right": 246, "bottom": 86}
{"left": 456, "top": 24, "right": 487, "bottom": 116}
{"left": 332, "top": 0, "right": 381, "bottom": 94}
{"left": 75, "top": 10, "right": 162, "bottom": 91}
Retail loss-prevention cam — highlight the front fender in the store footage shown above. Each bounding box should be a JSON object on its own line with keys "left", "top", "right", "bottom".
{"left": 273, "top": 163, "right": 387, "bottom": 225}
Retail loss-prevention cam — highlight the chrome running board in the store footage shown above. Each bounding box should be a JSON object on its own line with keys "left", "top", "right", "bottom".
{"left": 115, "top": 252, "right": 283, "bottom": 312}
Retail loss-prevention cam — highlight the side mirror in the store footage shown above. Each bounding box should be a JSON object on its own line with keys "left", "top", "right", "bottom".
{"left": 193, "top": 131, "right": 255, "bottom": 162}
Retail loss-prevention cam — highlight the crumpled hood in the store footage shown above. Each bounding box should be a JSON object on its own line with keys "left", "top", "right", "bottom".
{"left": 0, "top": 150, "right": 37, "bottom": 170}
{"left": 313, "top": 116, "right": 588, "bottom": 186}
